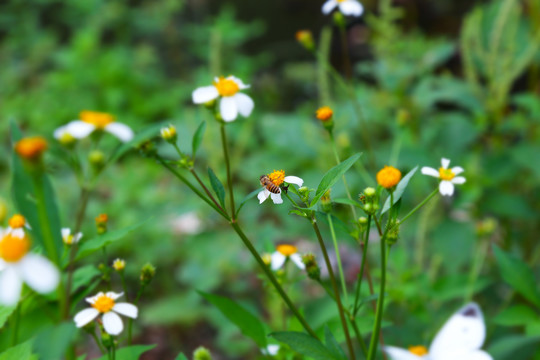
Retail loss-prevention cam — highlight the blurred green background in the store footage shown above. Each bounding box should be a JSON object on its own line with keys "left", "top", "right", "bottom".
{"left": 1, "top": 0, "right": 539, "bottom": 359}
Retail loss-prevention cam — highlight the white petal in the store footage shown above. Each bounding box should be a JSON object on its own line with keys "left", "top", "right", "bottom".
{"left": 290, "top": 254, "right": 305, "bottom": 270}
{"left": 421, "top": 167, "right": 439, "bottom": 178}
{"left": 0, "top": 266, "right": 22, "bottom": 306}
{"left": 192, "top": 86, "right": 219, "bottom": 104}
{"left": 53, "top": 126, "right": 68, "bottom": 140}
{"left": 19, "top": 254, "right": 60, "bottom": 294}
{"left": 86, "top": 292, "right": 104, "bottom": 304}
{"left": 264, "top": 344, "right": 280, "bottom": 356}
{"left": 284, "top": 176, "right": 304, "bottom": 187}
{"left": 229, "top": 76, "right": 250, "bottom": 90}
{"left": 0, "top": 259, "right": 5, "bottom": 272}
{"left": 103, "top": 311, "right": 124, "bottom": 335}
{"left": 105, "top": 122, "right": 134, "bottom": 142}
{"left": 322, "top": 0, "right": 338, "bottom": 14}
{"left": 452, "top": 176, "right": 466, "bottom": 185}
{"left": 74, "top": 308, "right": 100, "bottom": 328}
{"left": 439, "top": 181, "right": 454, "bottom": 196}
{"left": 65, "top": 121, "right": 96, "bottom": 139}
{"left": 113, "top": 303, "right": 138, "bottom": 319}
{"left": 339, "top": 0, "right": 364, "bottom": 16}
{"left": 271, "top": 252, "right": 286, "bottom": 271}
{"left": 258, "top": 189, "right": 270, "bottom": 204}
{"left": 270, "top": 192, "right": 283, "bottom": 204}
{"left": 441, "top": 158, "right": 451, "bottom": 169}
{"left": 451, "top": 166, "right": 464, "bottom": 175}
{"left": 106, "top": 291, "right": 124, "bottom": 301}
{"left": 383, "top": 346, "right": 423, "bottom": 360}
{"left": 220, "top": 97, "right": 238, "bottom": 122}
{"left": 61, "top": 228, "right": 71, "bottom": 238}
{"left": 234, "top": 93, "right": 254, "bottom": 117}
{"left": 10, "top": 228, "right": 25, "bottom": 238}
{"left": 73, "top": 233, "right": 83, "bottom": 243}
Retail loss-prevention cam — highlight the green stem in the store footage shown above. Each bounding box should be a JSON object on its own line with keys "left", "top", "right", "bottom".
{"left": 230, "top": 222, "right": 319, "bottom": 339}
{"left": 91, "top": 330, "right": 106, "bottom": 354}
{"left": 465, "top": 237, "right": 490, "bottom": 302}
{"left": 220, "top": 125, "right": 236, "bottom": 221}
{"left": 399, "top": 189, "right": 439, "bottom": 225}
{"left": 327, "top": 213, "right": 348, "bottom": 303}
{"left": 338, "top": 23, "right": 352, "bottom": 79}
{"left": 353, "top": 215, "right": 371, "bottom": 314}
{"left": 311, "top": 218, "right": 355, "bottom": 360}
{"left": 329, "top": 132, "right": 357, "bottom": 220}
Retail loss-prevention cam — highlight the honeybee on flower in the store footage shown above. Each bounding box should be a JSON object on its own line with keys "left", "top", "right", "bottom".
{"left": 258, "top": 170, "right": 303, "bottom": 205}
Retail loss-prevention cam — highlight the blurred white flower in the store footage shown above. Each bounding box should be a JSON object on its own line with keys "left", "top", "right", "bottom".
{"left": 258, "top": 170, "right": 303, "bottom": 205}
{"left": 172, "top": 212, "right": 203, "bottom": 235}
{"left": 192, "top": 76, "right": 254, "bottom": 122}
{"left": 421, "top": 158, "right": 466, "bottom": 196}
{"left": 261, "top": 344, "right": 280, "bottom": 356}
{"left": 271, "top": 244, "right": 305, "bottom": 271}
{"left": 322, "top": 0, "right": 364, "bottom": 17}
{"left": 0, "top": 230, "right": 59, "bottom": 306}
{"left": 74, "top": 291, "right": 138, "bottom": 335}
{"left": 62, "top": 228, "right": 82, "bottom": 245}
{"left": 54, "top": 111, "right": 134, "bottom": 143}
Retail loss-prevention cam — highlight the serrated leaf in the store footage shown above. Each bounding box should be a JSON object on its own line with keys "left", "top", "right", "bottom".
{"left": 75, "top": 219, "right": 150, "bottom": 261}
{"left": 192, "top": 121, "right": 206, "bottom": 156}
{"left": 236, "top": 188, "right": 260, "bottom": 216}
{"left": 493, "top": 245, "right": 540, "bottom": 307}
{"left": 96, "top": 345, "right": 156, "bottom": 360}
{"left": 207, "top": 168, "right": 226, "bottom": 208}
{"left": 270, "top": 331, "right": 339, "bottom": 360}
{"left": 33, "top": 322, "right": 77, "bottom": 360}
{"left": 310, "top": 153, "right": 362, "bottom": 207}
{"left": 324, "top": 326, "right": 347, "bottom": 360}
{"left": 199, "top": 291, "right": 267, "bottom": 347}
{"left": 0, "top": 340, "right": 37, "bottom": 360}
{"left": 381, "top": 166, "right": 418, "bottom": 214}
{"left": 0, "top": 305, "right": 16, "bottom": 329}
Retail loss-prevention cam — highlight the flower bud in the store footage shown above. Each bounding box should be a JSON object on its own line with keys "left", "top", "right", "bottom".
{"left": 364, "top": 187, "right": 376, "bottom": 198}
{"left": 396, "top": 109, "right": 410, "bottom": 127}
{"left": 385, "top": 220, "right": 400, "bottom": 246}
{"left": 298, "top": 186, "right": 311, "bottom": 203}
{"left": 295, "top": 30, "right": 315, "bottom": 51}
{"left": 316, "top": 106, "right": 334, "bottom": 132}
{"left": 333, "top": 11, "right": 346, "bottom": 27}
{"left": 320, "top": 190, "right": 332, "bottom": 213}
{"left": 112, "top": 258, "right": 126, "bottom": 272}
{"left": 89, "top": 150, "right": 106, "bottom": 171}
{"left": 302, "top": 253, "right": 320, "bottom": 281}
{"left": 95, "top": 213, "right": 108, "bottom": 235}
{"left": 262, "top": 253, "right": 272, "bottom": 266}
{"left": 160, "top": 124, "right": 177, "bottom": 143}
{"left": 58, "top": 132, "right": 77, "bottom": 148}
{"left": 193, "top": 347, "right": 212, "bottom": 360}
{"left": 140, "top": 263, "right": 156, "bottom": 286}
{"left": 101, "top": 331, "right": 114, "bottom": 348}
{"left": 376, "top": 166, "right": 401, "bottom": 190}
{"left": 15, "top": 137, "right": 48, "bottom": 167}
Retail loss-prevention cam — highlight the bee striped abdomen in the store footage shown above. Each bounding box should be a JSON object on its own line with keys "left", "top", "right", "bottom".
{"left": 260, "top": 175, "right": 281, "bottom": 194}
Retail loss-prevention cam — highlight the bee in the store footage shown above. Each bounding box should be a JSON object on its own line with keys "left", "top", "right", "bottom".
{"left": 259, "top": 175, "right": 281, "bottom": 194}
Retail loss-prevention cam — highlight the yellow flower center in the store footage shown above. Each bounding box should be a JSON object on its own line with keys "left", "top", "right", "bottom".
{"left": 63, "top": 234, "right": 74, "bottom": 245}
{"left": 439, "top": 167, "right": 455, "bottom": 181}
{"left": 213, "top": 77, "right": 240, "bottom": 97}
{"left": 8, "top": 214, "right": 26, "bottom": 229}
{"left": 14, "top": 137, "right": 48, "bottom": 160}
{"left": 0, "top": 233, "right": 30, "bottom": 263}
{"left": 337, "top": 0, "right": 347, "bottom": 3}
{"left": 408, "top": 345, "right": 428, "bottom": 356}
{"left": 80, "top": 111, "right": 115, "bottom": 129}
{"left": 376, "top": 166, "right": 402, "bottom": 189}
{"left": 277, "top": 244, "right": 297, "bottom": 256}
{"left": 316, "top": 106, "right": 333, "bottom": 121}
{"left": 92, "top": 294, "right": 116, "bottom": 313}
{"left": 268, "top": 170, "right": 286, "bottom": 186}
{"left": 113, "top": 259, "right": 126, "bottom": 271}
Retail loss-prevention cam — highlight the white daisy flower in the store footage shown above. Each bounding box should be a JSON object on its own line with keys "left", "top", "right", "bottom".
{"left": 258, "top": 170, "right": 304, "bottom": 205}
{"left": 192, "top": 76, "right": 254, "bottom": 122}
{"left": 270, "top": 244, "right": 305, "bottom": 271}
{"left": 6, "top": 214, "right": 31, "bottom": 239}
{"left": 0, "top": 230, "right": 60, "bottom": 306}
{"left": 322, "top": 0, "right": 364, "bottom": 17}
{"left": 54, "top": 111, "right": 134, "bottom": 143}
{"left": 421, "top": 158, "right": 466, "bottom": 196}
{"left": 261, "top": 344, "right": 280, "bottom": 356}
{"left": 61, "top": 228, "right": 83, "bottom": 245}
{"left": 74, "top": 291, "right": 138, "bottom": 335}
{"left": 384, "top": 303, "right": 492, "bottom": 360}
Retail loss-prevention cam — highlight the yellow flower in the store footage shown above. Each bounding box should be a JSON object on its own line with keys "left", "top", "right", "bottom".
{"left": 14, "top": 137, "right": 48, "bottom": 160}
{"left": 376, "top": 166, "right": 401, "bottom": 189}
{"left": 316, "top": 106, "right": 333, "bottom": 121}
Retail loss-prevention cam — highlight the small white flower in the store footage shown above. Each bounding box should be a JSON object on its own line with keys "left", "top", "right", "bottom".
{"left": 192, "top": 76, "right": 254, "bottom": 122}
{"left": 270, "top": 244, "right": 305, "bottom": 271}
{"left": 322, "top": 0, "right": 364, "bottom": 17}
{"left": 74, "top": 291, "right": 138, "bottom": 335}
{"left": 261, "top": 344, "right": 280, "bottom": 356}
{"left": 258, "top": 170, "right": 304, "bottom": 205}
{"left": 384, "top": 303, "right": 492, "bottom": 360}
{"left": 6, "top": 214, "right": 31, "bottom": 239}
{"left": 54, "top": 111, "right": 134, "bottom": 143}
{"left": 421, "top": 158, "right": 466, "bottom": 197}
{"left": 61, "top": 228, "right": 83, "bottom": 245}
{"left": 0, "top": 230, "right": 59, "bottom": 306}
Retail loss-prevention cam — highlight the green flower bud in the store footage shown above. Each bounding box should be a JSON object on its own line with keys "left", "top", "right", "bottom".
{"left": 364, "top": 187, "right": 376, "bottom": 198}
{"left": 193, "top": 346, "right": 212, "bottom": 360}
{"left": 320, "top": 190, "right": 332, "bottom": 213}
{"left": 89, "top": 150, "right": 106, "bottom": 171}
{"left": 160, "top": 124, "right": 177, "bottom": 144}
{"left": 140, "top": 263, "right": 156, "bottom": 286}
{"left": 333, "top": 11, "right": 346, "bottom": 27}
{"left": 302, "top": 253, "right": 320, "bottom": 281}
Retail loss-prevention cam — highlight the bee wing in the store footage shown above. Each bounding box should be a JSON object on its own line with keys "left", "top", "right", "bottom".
{"left": 429, "top": 303, "right": 486, "bottom": 358}
{"left": 383, "top": 346, "right": 425, "bottom": 360}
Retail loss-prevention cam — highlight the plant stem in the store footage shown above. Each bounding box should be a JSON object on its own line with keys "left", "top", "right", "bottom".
{"left": 353, "top": 215, "right": 371, "bottom": 314}
{"left": 220, "top": 125, "right": 236, "bottom": 221}
{"left": 91, "top": 330, "right": 106, "bottom": 354}
{"left": 399, "top": 189, "right": 439, "bottom": 225}
{"left": 311, "top": 217, "right": 355, "bottom": 360}
{"left": 329, "top": 132, "right": 357, "bottom": 220}
{"left": 327, "top": 213, "right": 348, "bottom": 303}
{"left": 190, "top": 168, "right": 227, "bottom": 214}
{"left": 338, "top": 23, "right": 352, "bottom": 79}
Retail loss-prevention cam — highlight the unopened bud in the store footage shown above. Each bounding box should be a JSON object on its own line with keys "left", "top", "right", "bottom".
{"left": 262, "top": 253, "right": 272, "bottom": 266}
{"left": 160, "top": 124, "right": 177, "bottom": 143}
{"left": 298, "top": 186, "right": 311, "bottom": 203}
{"left": 295, "top": 30, "right": 315, "bottom": 51}
{"left": 140, "top": 263, "right": 156, "bottom": 286}
{"left": 302, "top": 253, "right": 320, "bottom": 281}
{"left": 364, "top": 187, "right": 376, "bottom": 198}
{"left": 386, "top": 220, "right": 400, "bottom": 246}
{"left": 112, "top": 258, "right": 126, "bottom": 272}
{"left": 320, "top": 190, "right": 332, "bottom": 213}
{"left": 58, "top": 132, "right": 77, "bottom": 147}
{"left": 89, "top": 150, "right": 106, "bottom": 171}
{"left": 316, "top": 106, "right": 334, "bottom": 132}
{"left": 333, "top": 12, "right": 346, "bottom": 27}
{"left": 193, "top": 347, "right": 212, "bottom": 360}
{"left": 95, "top": 214, "right": 108, "bottom": 235}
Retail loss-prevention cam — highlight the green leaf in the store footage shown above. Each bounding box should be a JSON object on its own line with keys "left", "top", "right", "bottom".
{"left": 199, "top": 291, "right": 267, "bottom": 347}
{"left": 0, "top": 340, "right": 37, "bottom": 360}
{"left": 75, "top": 219, "right": 150, "bottom": 261}
{"left": 236, "top": 188, "right": 261, "bottom": 216}
{"left": 493, "top": 245, "right": 540, "bottom": 307}
{"left": 33, "top": 322, "right": 77, "bottom": 360}
{"left": 11, "top": 121, "right": 63, "bottom": 261}
{"left": 109, "top": 122, "right": 165, "bottom": 163}
{"left": 71, "top": 265, "right": 100, "bottom": 294}
{"left": 324, "top": 326, "right": 347, "bottom": 360}
{"left": 0, "top": 305, "right": 16, "bottom": 329}
{"left": 494, "top": 305, "right": 539, "bottom": 327}
{"left": 96, "top": 345, "right": 156, "bottom": 360}
{"left": 174, "top": 354, "right": 189, "bottom": 360}
{"left": 310, "top": 153, "right": 362, "bottom": 207}
{"left": 381, "top": 166, "right": 418, "bottom": 214}
{"left": 192, "top": 121, "right": 206, "bottom": 156}
{"left": 207, "top": 168, "right": 226, "bottom": 208}
{"left": 270, "top": 331, "right": 339, "bottom": 360}
{"left": 333, "top": 198, "right": 363, "bottom": 208}
{"left": 487, "top": 335, "right": 540, "bottom": 360}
